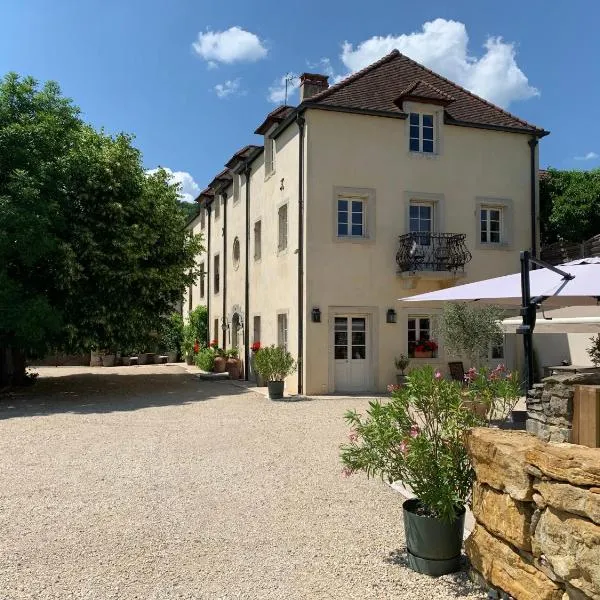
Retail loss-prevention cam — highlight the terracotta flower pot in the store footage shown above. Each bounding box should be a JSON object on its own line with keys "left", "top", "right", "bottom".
{"left": 226, "top": 358, "right": 240, "bottom": 379}
{"left": 414, "top": 350, "right": 433, "bottom": 359}
{"left": 213, "top": 356, "right": 226, "bottom": 373}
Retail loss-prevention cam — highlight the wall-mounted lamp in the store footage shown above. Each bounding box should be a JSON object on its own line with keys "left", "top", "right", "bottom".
{"left": 386, "top": 308, "right": 397, "bottom": 324}
{"left": 311, "top": 307, "right": 321, "bottom": 323}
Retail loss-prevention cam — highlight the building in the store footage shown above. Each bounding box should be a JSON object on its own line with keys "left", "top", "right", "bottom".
{"left": 184, "top": 49, "right": 548, "bottom": 395}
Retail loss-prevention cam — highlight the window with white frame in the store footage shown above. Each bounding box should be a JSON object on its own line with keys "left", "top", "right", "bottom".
{"left": 407, "top": 316, "right": 437, "bottom": 358}
{"left": 254, "top": 220, "right": 262, "bottom": 260}
{"left": 409, "top": 201, "right": 434, "bottom": 246}
{"left": 337, "top": 196, "right": 365, "bottom": 237}
{"left": 199, "top": 263, "right": 205, "bottom": 298}
{"left": 277, "top": 313, "right": 288, "bottom": 350}
{"left": 214, "top": 254, "right": 220, "bottom": 294}
{"left": 266, "top": 136, "right": 276, "bottom": 175}
{"left": 278, "top": 204, "right": 288, "bottom": 251}
{"left": 480, "top": 206, "right": 503, "bottom": 244}
{"left": 409, "top": 113, "right": 435, "bottom": 153}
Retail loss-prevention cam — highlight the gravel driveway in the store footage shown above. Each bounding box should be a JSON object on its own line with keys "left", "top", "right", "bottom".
{"left": 0, "top": 365, "right": 484, "bottom": 599}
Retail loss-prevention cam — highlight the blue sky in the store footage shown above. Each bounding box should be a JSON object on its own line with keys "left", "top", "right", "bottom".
{"left": 2, "top": 0, "right": 599, "bottom": 201}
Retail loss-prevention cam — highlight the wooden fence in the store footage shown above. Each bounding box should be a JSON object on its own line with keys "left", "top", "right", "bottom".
{"left": 540, "top": 233, "right": 600, "bottom": 266}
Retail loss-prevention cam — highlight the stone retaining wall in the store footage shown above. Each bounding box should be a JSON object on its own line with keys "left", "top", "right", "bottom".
{"left": 527, "top": 372, "right": 600, "bottom": 443}
{"left": 464, "top": 428, "right": 600, "bottom": 600}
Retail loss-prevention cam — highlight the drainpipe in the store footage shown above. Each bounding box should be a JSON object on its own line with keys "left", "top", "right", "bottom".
{"left": 206, "top": 203, "right": 212, "bottom": 346}
{"left": 222, "top": 192, "right": 228, "bottom": 348}
{"left": 528, "top": 137, "right": 538, "bottom": 259}
{"left": 296, "top": 113, "right": 305, "bottom": 396}
{"left": 243, "top": 164, "right": 251, "bottom": 380}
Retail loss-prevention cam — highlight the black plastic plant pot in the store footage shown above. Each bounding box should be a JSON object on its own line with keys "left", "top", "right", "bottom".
{"left": 267, "top": 380, "right": 284, "bottom": 400}
{"left": 402, "top": 498, "right": 465, "bottom": 576}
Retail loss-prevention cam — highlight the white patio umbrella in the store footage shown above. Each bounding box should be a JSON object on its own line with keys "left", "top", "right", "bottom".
{"left": 399, "top": 254, "right": 600, "bottom": 390}
{"left": 399, "top": 257, "right": 600, "bottom": 308}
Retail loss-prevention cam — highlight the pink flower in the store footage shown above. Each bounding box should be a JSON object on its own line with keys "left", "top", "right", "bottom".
{"left": 348, "top": 429, "right": 359, "bottom": 443}
{"left": 341, "top": 467, "right": 354, "bottom": 478}
{"left": 397, "top": 440, "right": 408, "bottom": 454}
{"left": 409, "top": 424, "right": 420, "bottom": 438}
{"left": 435, "top": 370, "right": 443, "bottom": 380}
{"left": 387, "top": 383, "right": 401, "bottom": 393}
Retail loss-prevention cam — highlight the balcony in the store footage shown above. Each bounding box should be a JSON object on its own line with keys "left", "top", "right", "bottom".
{"left": 396, "top": 232, "right": 472, "bottom": 276}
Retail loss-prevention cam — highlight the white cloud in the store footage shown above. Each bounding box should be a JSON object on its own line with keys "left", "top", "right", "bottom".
{"left": 192, "top": 26, "right": 267, "bottom": 66}
{"left": 268, "top": 74, "right": 300, "bottom": 104}
{"left": 339, "top": 19, "right": 539, "bottom": 108}
{"left": 214, "top": 78, "right": 244, "bottom": 98}
{"left": 146, "top": 168, "right": 200, "bottom": 203}
{"left": 574, "top": 152, "right": 599, "bottom": 161}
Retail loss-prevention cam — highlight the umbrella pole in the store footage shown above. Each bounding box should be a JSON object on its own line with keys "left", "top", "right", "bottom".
{"left": 519, "top": 251, "right": 535, "bottom": 393}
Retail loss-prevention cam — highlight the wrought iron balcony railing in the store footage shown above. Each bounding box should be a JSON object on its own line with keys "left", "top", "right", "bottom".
{"left": 396, "top": 232, "right": 472, "bottom": 274}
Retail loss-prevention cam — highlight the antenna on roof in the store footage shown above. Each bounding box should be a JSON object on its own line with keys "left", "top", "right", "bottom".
{"left": 284, "top": 73, "right": 297, "bottom": 106}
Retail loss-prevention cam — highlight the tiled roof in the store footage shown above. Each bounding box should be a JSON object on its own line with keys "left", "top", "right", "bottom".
{"left": 395, "top": 79, "right": 455, "bottom": 106}
{"left": 225, "top": 144, "right": 262, "bottom": 169}
{"left": 307, "top": 50, "right": 546, "bottom": 134}
{"left": 254, "top": 106, "right": 295, "bottom": 135}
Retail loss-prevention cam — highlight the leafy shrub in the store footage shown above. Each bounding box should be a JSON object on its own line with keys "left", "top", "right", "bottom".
{"left": 588, "top": 333, "right": 600, "bottom": 366}
{"left": 188, "top": 306, "right": 208, "bottom": 346}
{"left": 253, "top": 345, "right": 296, "bottom": 382}
{"left": 195, "top": 347, "right": 216, "bottom": 371}
{"left": 160, "top": 312, "right": 183, "bottom": 353}
{"left": 341, "top": 366, "right": 479, "bottom": 523}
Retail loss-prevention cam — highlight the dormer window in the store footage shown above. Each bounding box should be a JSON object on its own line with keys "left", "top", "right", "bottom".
{"left": 266, "top": 136, "right": 276, "bottom": 175}
{"left": 409, "top": 113, "right": 435, "bottom": 153}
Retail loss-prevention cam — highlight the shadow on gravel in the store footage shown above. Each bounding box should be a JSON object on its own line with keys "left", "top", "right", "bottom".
{"left": 385, "top": 548, "right": 483, "bottom": 596}
{"left": 0, "top": 368, "right": 253, "bottom": 420}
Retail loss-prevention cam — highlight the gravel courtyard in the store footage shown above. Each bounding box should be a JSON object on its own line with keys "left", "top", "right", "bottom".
{"left": 0, "top": 365, "right": 485, "bottom": 599}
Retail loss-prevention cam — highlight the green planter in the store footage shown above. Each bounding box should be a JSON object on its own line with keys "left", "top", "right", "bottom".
{"left": 402, "top": 498, "right": 465, "bottom": 576}
{"left": 267, "top": 380, "right": 284, "bottom": 400}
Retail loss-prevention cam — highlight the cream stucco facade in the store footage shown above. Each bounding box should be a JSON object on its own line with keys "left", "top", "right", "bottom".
{"left": 184, "top": 60, "right": 546, "bottom": 396}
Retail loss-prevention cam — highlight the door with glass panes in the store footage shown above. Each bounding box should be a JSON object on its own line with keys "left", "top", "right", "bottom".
{"left": 334, "top": 316, "right": 369, "bottom": 392}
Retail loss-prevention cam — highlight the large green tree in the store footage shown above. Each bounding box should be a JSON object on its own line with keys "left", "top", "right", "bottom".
{"left": 540, "top": 168, "right": 600, "bottom": 245}
{"left": 0, "top": 74, "right": 203, "bottom": 383}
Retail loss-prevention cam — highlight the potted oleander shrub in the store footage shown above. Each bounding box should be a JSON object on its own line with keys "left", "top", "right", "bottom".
{"left": 254, "top": 345, "right": 296, "bottom": 399}
{"left": 340, "top": 366, "right": 479, "bottom": 576}
{"left": 395, "top": 354, "right": 410, "bottom": 386}
{"left": 195, "top": 347, "right": 216, "bottom": 372}
{"left": 212, "top": 341, "right": 226, "bottom": 373}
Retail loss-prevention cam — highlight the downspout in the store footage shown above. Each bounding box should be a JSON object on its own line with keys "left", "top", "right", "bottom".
{"left": 296, "top": 114, "right": 306, "bottom": 396}
{"left": 222, "top": 192, "right": 228, "bottom": 348}
{"left": 243, "top": 164, "right": 251, "bottom": 380}
{"left": 206, "top": 203, "right": 212, "bottom": 345}
{"left": 528, "top": 137, "right": 539, "bottom": 259}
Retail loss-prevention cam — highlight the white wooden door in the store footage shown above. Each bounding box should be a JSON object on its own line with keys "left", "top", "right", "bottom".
{"left": 334, "top": 316, "right": 369, "bottom": 392}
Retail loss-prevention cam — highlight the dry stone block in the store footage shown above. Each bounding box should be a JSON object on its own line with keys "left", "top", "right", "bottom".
{"left": 533, "top": 507, "right": 600, "bottom": 599}
{"left": 465, "top": 428, "right": 541, "bottom": 500}
{"left": 472, "top": 482, "right": 534, "bottom": 551}
{"left": 465, "top": 524, "right": 563, "bottom": 600}
{"left": 526, "top": 443, "right": 600, "bottom": 487}
{"left": 534, "top": 480, "right": 600, "bottom": 525}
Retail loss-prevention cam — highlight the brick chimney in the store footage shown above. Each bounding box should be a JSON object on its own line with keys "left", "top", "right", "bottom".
{"left": 299, "top": 73, "right": 329, "bottom": 102}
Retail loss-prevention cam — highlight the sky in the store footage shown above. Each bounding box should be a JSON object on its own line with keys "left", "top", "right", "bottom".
{"left": 1, "top": 0, "right": 599, "bottom": 202}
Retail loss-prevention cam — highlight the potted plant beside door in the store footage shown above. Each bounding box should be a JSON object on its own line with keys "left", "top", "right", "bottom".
{"left": 394, "top": 354, "right": 411, "bottom": 386}
{"left": 254, "top": 345, "right": 296, "bottom": 400}
{"left": 340, "top": 366, "right": 478, "bottom": 576}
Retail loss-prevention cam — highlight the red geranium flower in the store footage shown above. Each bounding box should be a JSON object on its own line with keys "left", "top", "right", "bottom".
{"left": 251, "top": 341, "right": 261, "bottom": 352}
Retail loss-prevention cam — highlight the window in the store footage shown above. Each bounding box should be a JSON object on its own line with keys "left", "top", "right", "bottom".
{"left": 409, "top": 112, "right": 435, "bottom": 153}
{"left": 407, "top": 316, "right": 436, "bottom": 358}
{"left": 266, "top": 137, "right": 276, "bottom": 174}
{"left": 253, "top": 316, "right": 261, "bottom": 343}
{"left": 337, "top": 197, "right": 365, "bottom": 237}
{"left": 214, "top": 196, "right": 220, "bottom": 220}
{"left": 213, "top": 318, "right": 219, "bottom": 344}
{"left": 200, "top": 207, "right": 206, "bottom": 230}
{"left": 278, "top": 204, "right": 288, "bottom": 251}
{"left": 214, "top": 254, "right": 220, "bottom": 294}
{"left": 232, "top": 237, "right": 240, "bottom": 270}
{"left": 233, "top": 175, "right": 240, "bottom": 203}
{"left": 254, "top": 220, "right": 262, "bottom": 260}
{"left": 188, "top": 286, "right": 192, "bottom": 312}
{"left": 409, "top": 202, "right": 433, "bottom": 246}
{"left": 480, "top": 207, "right": 503, "bottom": 244}
{"left": 199, "top": 263, "right": 205, "bottom": 299}
{"left": 277, "top": 313, "right": 288, "bottom": 350}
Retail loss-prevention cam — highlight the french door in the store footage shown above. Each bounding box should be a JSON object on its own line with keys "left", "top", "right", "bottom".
{"left": 334, "top": 316, "right": 369, "bottom": 392}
